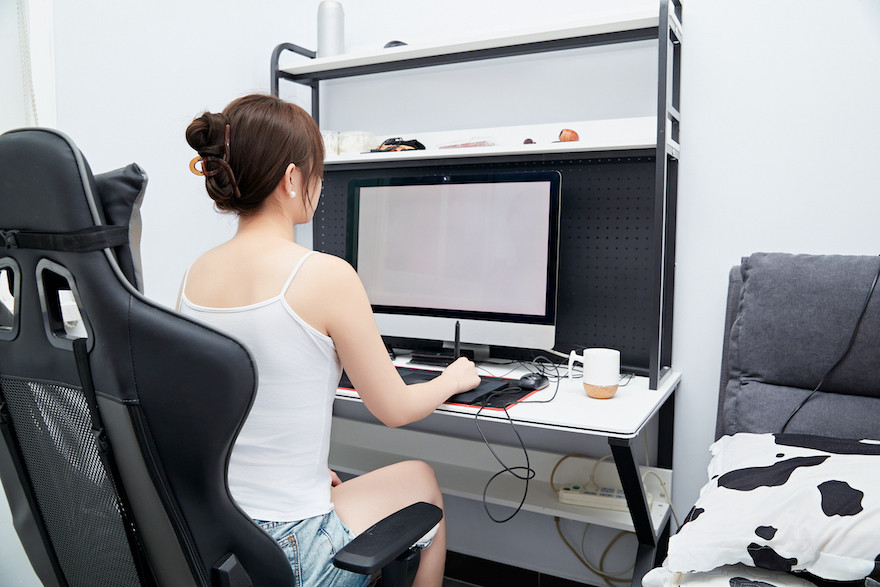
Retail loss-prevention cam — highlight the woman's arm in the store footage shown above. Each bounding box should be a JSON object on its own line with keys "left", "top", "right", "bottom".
{"left": 293, "top": 254, "right": 480, "bottom": 427}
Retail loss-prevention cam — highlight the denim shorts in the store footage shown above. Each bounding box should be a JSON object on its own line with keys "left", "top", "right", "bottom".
{"left": 256, "top": 512, "right": 371, "bottom": 587}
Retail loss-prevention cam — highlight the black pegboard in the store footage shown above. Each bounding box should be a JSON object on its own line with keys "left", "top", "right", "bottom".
{"left": 313, "top": 153, "right": 657, "bottom": 371}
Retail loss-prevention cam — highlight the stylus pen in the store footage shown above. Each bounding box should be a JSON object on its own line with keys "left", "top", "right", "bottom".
{"left": 454, "top": 321, "right": 460, "bottom": 360}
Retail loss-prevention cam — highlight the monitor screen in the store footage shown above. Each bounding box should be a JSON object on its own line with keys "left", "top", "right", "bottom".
{"left": 346, "top": 171, "right": 561, "bottom": 354}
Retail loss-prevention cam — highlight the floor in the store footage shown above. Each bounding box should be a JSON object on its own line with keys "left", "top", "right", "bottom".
{"left": 0, "top": 496, "right": 41, "bottom": 586}
{"left": 444, "top": 551, "right": 592, "bottom": 587}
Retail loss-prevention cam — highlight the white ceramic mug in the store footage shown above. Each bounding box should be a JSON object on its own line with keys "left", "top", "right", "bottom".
{"left": 568, "top": 348, "right": 620, "bottom": 399}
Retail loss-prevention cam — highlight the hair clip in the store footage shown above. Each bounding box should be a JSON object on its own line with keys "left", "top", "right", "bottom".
{"left": 188, "top": 124, "right": 241, "bottom": 198}
{"left": 189, "top": 156, "right": 205, "bottom": 176}
{"left": 223, "top": 124, "right": 232, "bottom": 162}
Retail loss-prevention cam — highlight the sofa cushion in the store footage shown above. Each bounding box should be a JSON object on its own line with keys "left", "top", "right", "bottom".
{"left": 719, "top": 253, "right": 880, "bottom": 437}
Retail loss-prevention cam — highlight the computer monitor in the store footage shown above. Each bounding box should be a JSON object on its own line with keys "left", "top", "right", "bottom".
{"left": 345, "top": 171, "right": 562, "bottom": 358}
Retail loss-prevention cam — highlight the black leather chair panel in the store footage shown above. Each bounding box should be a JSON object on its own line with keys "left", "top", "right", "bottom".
{"left": 0, "top": 128, "right": 294, "bottom": 586}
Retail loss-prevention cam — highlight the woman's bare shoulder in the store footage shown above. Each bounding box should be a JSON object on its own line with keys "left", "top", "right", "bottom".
{"left": 298, "top": 251, "right": 359, "bottom": 288}
{"left": 303, "top": 250, "right": 353, "bottom": 271}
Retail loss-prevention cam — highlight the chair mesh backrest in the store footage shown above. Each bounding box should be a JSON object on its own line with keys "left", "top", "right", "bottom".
{"left": 1, "top": 376, "right": 141, "bottom": 587}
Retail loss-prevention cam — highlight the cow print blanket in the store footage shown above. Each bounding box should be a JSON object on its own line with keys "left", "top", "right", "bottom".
{"left": 665, "top": 433, "right": 880, "bottom": 581}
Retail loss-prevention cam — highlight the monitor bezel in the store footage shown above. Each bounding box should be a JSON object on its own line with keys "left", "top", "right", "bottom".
{"left": 346, "top": 170, "right": 562, "bottom": 349}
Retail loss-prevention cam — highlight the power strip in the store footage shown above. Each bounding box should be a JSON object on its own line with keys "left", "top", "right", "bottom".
{"left": 558, "top": 484, "right": 653, "bottom": 512}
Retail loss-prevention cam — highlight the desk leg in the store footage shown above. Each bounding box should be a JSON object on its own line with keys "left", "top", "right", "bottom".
{"left": 608, "top": 437, "right": 656, "bottom": 587}
{"left": 657, "top": 390, "right": 675, "bottom": 469}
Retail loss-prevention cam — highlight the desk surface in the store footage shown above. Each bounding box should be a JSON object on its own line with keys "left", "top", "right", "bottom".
{"left": 335, "top": 360, "right": 680, "bottom": 440}
{"left": 332, "top": 359, "right": 679, "bottom": 534}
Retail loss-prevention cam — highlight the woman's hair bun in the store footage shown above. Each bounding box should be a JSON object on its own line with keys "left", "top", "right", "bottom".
{"left": 186, "top": 111, "right": 241, "bottom": 211}
{"left": 185, "top": 112, "right": 230, "bottom": 156}
{"left": 186, "top": 94, "right": 324, "bottom": 217}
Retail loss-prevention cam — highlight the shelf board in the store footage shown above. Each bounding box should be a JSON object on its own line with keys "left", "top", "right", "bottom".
{"left": 325, "top": 117, "right": 657, "bottom": 166}
{"left": 329, "top": 441, "right": 671, "bottom": 534}
{"left": 280, "top": 8, "right": 659, "bottom": 82}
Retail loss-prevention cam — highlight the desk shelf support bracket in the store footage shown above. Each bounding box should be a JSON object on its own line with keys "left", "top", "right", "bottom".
{"left": 271, "top": 43, "right": 321, "bottom": 124}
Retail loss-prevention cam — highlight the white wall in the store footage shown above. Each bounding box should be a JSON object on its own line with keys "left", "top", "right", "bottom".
{"left": 2, "top": 0, "right": 880, "bottom": 584}
{"left": 673, "top": 0, "right": 880, "bottom": 516}
{"left": 0, "top": 0, "right": 55, "bottom": 132}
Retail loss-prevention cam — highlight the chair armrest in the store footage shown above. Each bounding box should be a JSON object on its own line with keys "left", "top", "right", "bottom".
{"left": 333, "top": 502, "right": 442, "bottom": 575}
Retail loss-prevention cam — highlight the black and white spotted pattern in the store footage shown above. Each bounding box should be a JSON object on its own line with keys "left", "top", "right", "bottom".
{"left": 665, "top": 433, "right": 880, "bottom": 581}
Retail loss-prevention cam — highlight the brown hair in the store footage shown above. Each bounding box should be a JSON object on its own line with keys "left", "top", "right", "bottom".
{"left": 186, "top": 94, "right": 324, "bottom": 216}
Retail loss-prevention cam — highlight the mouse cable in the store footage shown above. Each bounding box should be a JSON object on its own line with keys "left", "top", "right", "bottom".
{"left": 472, "top": 355, "right": 566, "bottom": 522}
{"left": 518, "top": 355, "right": 564, "bottom": 405}
{"left": 780, "top": 255, "right": 880, "bottom": 433}
{"left": 475, "top": 362, "right": 520, "bottom": 380}
{"left": 529, "top": 354, "right": 563, "bottom": 379}
{"left": 474, "top": 391, "right": 536, "bottom": 523}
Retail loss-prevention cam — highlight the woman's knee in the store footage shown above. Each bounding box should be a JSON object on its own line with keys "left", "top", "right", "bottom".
{"left": 397, "top": 460, "right": 443, "bottom": 505}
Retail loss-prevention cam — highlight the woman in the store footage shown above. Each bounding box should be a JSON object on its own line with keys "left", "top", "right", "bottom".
{"left": 180, "top": 94, "right": 480, "bottom": 587}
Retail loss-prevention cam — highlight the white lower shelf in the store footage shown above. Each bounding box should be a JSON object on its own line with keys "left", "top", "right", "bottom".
{"left": 329, "top": 440, "right": 671, "bottom": 534}
{"left": 324, "top": 117, "right": 657, "bottom": 165}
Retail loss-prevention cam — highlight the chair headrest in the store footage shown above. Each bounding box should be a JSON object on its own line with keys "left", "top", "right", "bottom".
{"left": 0, "top": 128, "right": 147, "bottom": 292}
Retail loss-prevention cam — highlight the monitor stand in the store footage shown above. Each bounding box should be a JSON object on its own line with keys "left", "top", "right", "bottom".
{"left": 407, "top": 342, "right": 490, "bottom": 367}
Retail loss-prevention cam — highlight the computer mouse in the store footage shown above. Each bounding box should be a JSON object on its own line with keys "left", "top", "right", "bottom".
{"left": 518, "top": 373, "right": 549, "bottom": 391}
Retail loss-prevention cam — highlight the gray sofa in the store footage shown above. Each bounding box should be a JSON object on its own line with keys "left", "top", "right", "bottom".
{"left": 717, "top": 252, "right": 880, "bottom": 440}
{"left": 645, "top": 252, "right": 880, "bottom": 587}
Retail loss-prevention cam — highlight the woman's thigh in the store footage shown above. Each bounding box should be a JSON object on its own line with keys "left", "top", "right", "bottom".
{"left": 330, "top": 460, "right": 443, "bottom": 535}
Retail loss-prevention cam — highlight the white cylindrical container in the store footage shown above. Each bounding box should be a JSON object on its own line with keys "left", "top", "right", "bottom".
{"left": 569, "top": 348, "right": 621, "bottom": 399}
{"left": 317, "top": 1, "right": 344, "bottom": 58}
{"left": 582, "top": 348, "right": 620, "bottom": 388}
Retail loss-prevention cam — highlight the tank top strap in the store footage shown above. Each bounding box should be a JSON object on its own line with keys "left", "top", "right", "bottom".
{"left": 280, "top": 251, "right": 317, "bottom": 295}
{"left": 178, "top": 266, "right": 193, "bottom": 307}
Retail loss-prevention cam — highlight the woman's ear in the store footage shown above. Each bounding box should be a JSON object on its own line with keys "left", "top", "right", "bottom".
{"left": 278, "top": 163, "right": 300, "bottom": 199}
{"left": 284, "top": 163, "right": 298, "bottom": 190}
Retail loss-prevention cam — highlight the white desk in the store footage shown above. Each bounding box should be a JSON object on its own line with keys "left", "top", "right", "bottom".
{"left": 335, "top": 361, "right": 675, "bottom": 439}
{"left": 331, "top": 360, "right": 680, "bottom": 586}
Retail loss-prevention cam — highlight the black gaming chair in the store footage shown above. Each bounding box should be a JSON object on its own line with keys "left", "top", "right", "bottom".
{"left": 0, "top": 128, "right": 440, "bottom": 587}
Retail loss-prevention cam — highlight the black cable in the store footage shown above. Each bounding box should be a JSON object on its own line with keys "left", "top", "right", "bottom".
{"left": 780, "top": 257, "right": 880, "bottom": 433}
{"left": 473, "top": 354, "right": 619, "bottom": 523}
{"left": 518, "top": 355, "right": 563, "bottom": 405}
{"left": 473, "top": 379, "right": 539, "bottom": 523}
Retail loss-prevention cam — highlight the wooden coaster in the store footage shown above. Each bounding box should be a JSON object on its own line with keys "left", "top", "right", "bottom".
{"left": 584, "top": 383, "right": 618, "bottom": 399}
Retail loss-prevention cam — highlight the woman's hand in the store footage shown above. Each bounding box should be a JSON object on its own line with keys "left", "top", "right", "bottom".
{"left": 441, "top": 357, "right": 481, "bottom": 394}
{"left": 330, "top": 469, "right": 343, "bottom": 487}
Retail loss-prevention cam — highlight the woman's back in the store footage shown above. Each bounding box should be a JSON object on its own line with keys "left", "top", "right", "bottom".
{"left": 180, "top": 250, "right": 341, "bottom": 521}
{"left": 183, "top": 93, "right": 478, "bottom": 586}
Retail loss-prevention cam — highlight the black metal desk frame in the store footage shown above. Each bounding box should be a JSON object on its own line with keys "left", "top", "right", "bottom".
{"left": 272, "top": 2, "right": 682, "bottom": 583}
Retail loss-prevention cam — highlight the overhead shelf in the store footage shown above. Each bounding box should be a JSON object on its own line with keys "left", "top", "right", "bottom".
{"left": 278, "top": 8, "right": 659, "bottom": 82}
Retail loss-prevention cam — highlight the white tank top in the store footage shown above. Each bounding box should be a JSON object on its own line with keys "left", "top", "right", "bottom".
{"left": 179, "top": 252, "right": 340, "bottom": 521}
